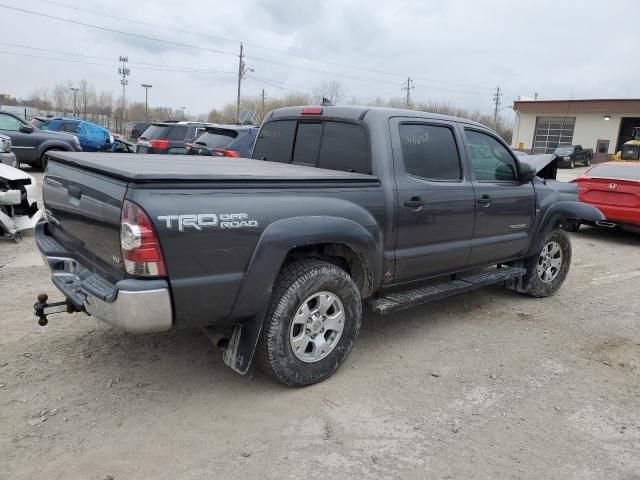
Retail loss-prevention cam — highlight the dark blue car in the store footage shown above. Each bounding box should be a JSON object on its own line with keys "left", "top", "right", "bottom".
{"left": 32, "top": 116, "right": 113, "bottom": 152}
{"left": 185, "top": 125, "right": 258, "bottom": 158}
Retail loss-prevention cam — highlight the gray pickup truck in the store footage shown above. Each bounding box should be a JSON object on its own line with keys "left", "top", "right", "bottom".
{"left": 34, "top": 106, "right": 603, "bottom": 386}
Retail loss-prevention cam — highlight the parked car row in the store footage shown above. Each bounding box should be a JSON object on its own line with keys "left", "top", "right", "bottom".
{"left": 0, "top": 110, "right": 82, "bottom": 168}
{"left": 134, "top": 121, "right": 258, "bottom": 158}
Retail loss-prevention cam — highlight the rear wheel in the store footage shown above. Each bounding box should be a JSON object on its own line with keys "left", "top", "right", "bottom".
{"left": 256, "top": 259, "right": 362, "bottom": 386}
{"left": 585, "top": 155, "right": 592, "bottom": 166}
{"left": 39, "top": 149, "right": 62, "bottom": 170}
{"left": 523, "top": 228, "right": 572, "bottom": 297}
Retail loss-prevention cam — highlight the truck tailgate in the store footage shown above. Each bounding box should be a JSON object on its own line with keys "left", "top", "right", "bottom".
{"left": 43, "top": 160, "right": 126, "bottom": 282}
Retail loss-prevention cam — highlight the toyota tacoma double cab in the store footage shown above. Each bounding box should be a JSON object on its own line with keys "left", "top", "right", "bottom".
{"left": 34, "top": 106, "right": 603, "bottom": 386}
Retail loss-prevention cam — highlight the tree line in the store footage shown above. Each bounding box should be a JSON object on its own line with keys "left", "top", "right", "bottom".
{"left": 16, "top": 79, "right": 512, "bottom": 142}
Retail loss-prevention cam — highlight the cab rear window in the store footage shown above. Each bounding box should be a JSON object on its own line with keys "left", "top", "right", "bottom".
{"left": 252, "top": 120, "right": 370, "bottom": 173}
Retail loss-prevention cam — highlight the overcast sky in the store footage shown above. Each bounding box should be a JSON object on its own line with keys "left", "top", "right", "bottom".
{"left": 1, "top": 0, "right": 637, "bottom": 117}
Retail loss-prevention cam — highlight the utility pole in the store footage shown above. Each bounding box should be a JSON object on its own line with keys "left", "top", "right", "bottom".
{"left": 141, "top": 84, "right": 152, "bottom": 120}
{"left": 261, "top": 89, "right": 266, "bottom": 120}
{"left": 493, "top": 86, "right": 502, "bottom": 128}
{"left": 118, "top": 56, "right": 130, "bottom": 132}
{"left": 534, "top": 92, "right": 539, "bottom": 101}
{"left": 401, "top": 77, "right": 414, "bottom": 107}
{"left": 69, "top": 87, "right": 79, "bottom": 117}
{"left": 236, "top": 43, "right": 254, "bottom": 122}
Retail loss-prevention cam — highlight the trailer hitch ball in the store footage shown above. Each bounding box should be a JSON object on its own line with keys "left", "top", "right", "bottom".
{"left": 38, "top": 293, "right": 49, "bottom": 304}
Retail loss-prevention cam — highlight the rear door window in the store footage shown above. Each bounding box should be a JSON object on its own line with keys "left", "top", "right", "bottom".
{"left": 252, "top": 120, "right": 297, "bottom": 163}
{"left": 399, "top": 123, "right": 461, "bottom": 180}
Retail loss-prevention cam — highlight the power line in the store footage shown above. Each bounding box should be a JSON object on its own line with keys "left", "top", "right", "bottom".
{"left": 0, "top": 41, "right": 234, "bottom": 74}
{"left": 0, "top": 47, "right": 234, "bottom": 75}
{"left": 31, "top": 0, "right": 494, "bottom": 92}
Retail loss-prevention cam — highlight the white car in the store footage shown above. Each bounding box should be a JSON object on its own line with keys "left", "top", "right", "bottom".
{"left": 0, "top": 163, "right": 42, "bottom": 241}
{"left": 0, "top": 134, "right": 18, "bottom": 168}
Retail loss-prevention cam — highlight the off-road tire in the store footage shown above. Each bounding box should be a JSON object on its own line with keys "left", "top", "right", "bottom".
{"left": 39, "top": 149, "right": 62, "bottom": 170}
{"left": 523, "top": 228, "right": 572, "bottom": 298}
{"left": 256, "top": 259, "right": 362, "bottom": 386}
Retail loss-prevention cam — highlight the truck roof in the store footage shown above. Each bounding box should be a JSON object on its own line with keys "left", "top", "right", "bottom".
{"left": 48, "top": 151, "right": 378, "bottom": 183}
{"left": 268, "top": 105, "right": 487, "bottom": 128}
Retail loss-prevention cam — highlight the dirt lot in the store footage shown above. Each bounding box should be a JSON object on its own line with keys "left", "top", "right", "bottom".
{"left": 1, "top": 167, "right": 639, "bottom": 480}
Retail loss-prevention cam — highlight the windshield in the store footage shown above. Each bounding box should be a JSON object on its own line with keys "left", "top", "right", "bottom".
{"left": 31, "top": 118, "right": 48, "bottom": 130}
{"left": 554, "top": 146, "right": 573, "bottom": 155}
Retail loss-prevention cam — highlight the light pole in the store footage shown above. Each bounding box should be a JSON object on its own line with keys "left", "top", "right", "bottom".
{"left": 141, "top": 84, "right": 152, "bottom": 120}
{"left": 179, "top": 106, "right": 186, "bottom": 120}
{"left": 70, "top": 87, "right": 79, "bottom": 117}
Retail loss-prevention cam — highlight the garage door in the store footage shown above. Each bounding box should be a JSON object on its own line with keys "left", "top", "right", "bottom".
{"left": 532, "top": 117, "right": 575, "bottom": 154}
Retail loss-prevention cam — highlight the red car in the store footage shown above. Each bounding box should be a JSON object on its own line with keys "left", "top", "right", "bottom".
{"left": 570, "top": 162, "right": 640, "bottom": 229}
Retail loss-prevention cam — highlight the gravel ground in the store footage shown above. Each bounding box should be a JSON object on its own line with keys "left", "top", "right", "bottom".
{"left": 1, "top": 166, "right": 639, "bottom": 480}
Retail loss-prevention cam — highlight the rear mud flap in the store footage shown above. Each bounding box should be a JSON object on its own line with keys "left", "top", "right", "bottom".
{"left": 223, "top": 306, "right": 267, "bottom": 375}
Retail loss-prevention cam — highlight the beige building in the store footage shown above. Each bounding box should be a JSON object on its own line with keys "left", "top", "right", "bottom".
{"left": 512, "top": 98, "right": 640, "bottom": 161}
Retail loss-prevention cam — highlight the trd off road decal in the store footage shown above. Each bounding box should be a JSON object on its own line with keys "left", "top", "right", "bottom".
{"left": 157, "top": 213, "right": 258, "bottom": 231}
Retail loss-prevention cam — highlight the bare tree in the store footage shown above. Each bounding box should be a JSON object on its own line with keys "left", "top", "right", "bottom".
{"left": 127, "top": 102, "right": 147, "bottom": 122}
{"left": 312, "top": 81, "right": 345, "bottom": 104}
{"left": 26, "top": 87, "right": 52, "bottom": 110}
{"left": 77, "top": 80, "right": 96, "bottom": 119}
{"left": 52, "top": 82, "right": 73, "bottom": 114}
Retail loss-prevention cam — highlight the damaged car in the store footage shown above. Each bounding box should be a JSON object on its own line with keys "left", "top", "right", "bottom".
{"left": 0, "top": 163, "right": 41, "bottom": 241}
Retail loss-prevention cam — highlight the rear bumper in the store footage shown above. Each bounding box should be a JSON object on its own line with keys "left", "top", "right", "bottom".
{"left": 36, "top": 222, "right": 173, "bottom": 333}
{"left": 586, "top": 203, "right": 640, "bottom": 226}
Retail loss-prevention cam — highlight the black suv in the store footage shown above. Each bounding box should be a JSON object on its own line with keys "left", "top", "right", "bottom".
{"left": 185, "top": 125, "right": 258, "bottom": 158}
{"left": 135, "top": 122, "right": 212, "bottom": 154}
{"left": 0, "top": 110, "right": 81, "bottom": 168}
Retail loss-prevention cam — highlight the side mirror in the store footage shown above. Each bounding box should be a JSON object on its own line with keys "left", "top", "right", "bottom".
{"left": 19, "top": 125, "right": 34, "bottom": 134}
{"left": 518, "top": 161, "right": 536, "bottom": 183}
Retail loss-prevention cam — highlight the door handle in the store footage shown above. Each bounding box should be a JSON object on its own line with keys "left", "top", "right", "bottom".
{"left": 67, "top": 184, "right": 83, "bottom": 199}
{"left": 404, "top": 197, "right": 425, "bottom": 209}
{"left": 477, "top": 194, "right": 492, "bottom": 207}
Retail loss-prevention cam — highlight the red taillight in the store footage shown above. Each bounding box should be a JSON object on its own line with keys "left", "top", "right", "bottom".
{"left": 211, "top": 148, "right": 240, "bottom": 157}
{"left": 302, "top": 107, "right": 323, "bottom": 115}
{"left": 149, "top": 139, "right": 169, "bottom": 149}
{"left": 120, "top": 200, "right": 166, "bottom": 277}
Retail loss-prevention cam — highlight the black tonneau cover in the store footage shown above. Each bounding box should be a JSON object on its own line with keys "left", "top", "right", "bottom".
{"left": 48, "top": 152, "right": 378, "bottom": 183}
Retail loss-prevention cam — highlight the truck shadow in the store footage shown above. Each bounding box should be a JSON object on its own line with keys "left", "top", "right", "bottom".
{"left": 575, "top": 225, "right": 640, "bottom": 245}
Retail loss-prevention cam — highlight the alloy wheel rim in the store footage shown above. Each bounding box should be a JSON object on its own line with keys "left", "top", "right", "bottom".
{"left": 537, "top": 241, "right": 563, "bottom": 283}
{"left": 289, "top": 291, "right": 345, "bottom": 363}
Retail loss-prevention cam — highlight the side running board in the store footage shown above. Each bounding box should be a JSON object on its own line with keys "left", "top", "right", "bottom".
{"left": 369, "top": 267, "right": 526, "bottom": 315}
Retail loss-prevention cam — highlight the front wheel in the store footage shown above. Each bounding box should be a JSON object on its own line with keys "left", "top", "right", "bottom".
{"left": 523, "top": 228, "right": 572, "bottom": 297}
{"left": 569, "top": 158, "right": 575, "bottom": 169}
{"left": 256, "top": 259, "right": 362, "bottom": 386}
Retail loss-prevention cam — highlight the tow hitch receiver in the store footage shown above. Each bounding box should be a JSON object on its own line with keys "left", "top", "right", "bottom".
{"left": 33, "top": 293, "right": 79, "bottom": 326}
